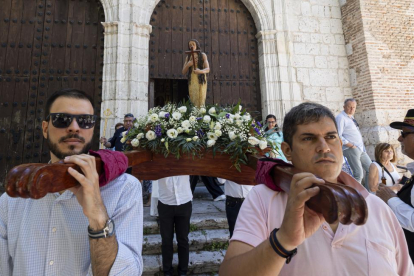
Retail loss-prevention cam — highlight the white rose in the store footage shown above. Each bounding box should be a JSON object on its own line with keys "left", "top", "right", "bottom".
{"left": 227, "top": 118, "right": 234, "bottom": 124}
{"left": 136, "top": 133, "right": 144, "bottom": 139}
{"left": 215, "top": 130, "right": 222, "bottom": 137}
{"left": 229, "top": 131, "right": 237, "bottom": 141}
{"left": 161, "top": 138, "right": 165, "bottom": 142}
{"left": 178, "top": 106, "right": 187, "bottom": 113}
{"left": 193, "top": 136, "right": 199, "bottom": 141}
{"left": 200, "top": 107, "right": 206, "bottom": 114}
{"left": 177, "top": 127, "right": 184, "bottom": 134}
{"left": 146, "top": 130, "right": 156, "bottom": 141}
{"left": 189, "top": 116, "right": 196, "bottom": 122}
{"left": 236, "top": 119, "right": 243, "bottom": 126}
{"left": 248, "top": 136, "right": 260, "bottom": 146}
{"left": 120, "top": 137, "right": 127, "bottom": 143}
{"left": 243, "top": 114, "right": 251, "bottom": 121}
{"left": 149, "top": 113, "right": 159, "bottom": 122}
{"left": 208, "top": 107, "right": 216, "bottom": 115}
{"left": 214, "top": 122, "right": 222, "bottom": 130}
{"left": 172, "top": 111, "right": 182, "bottom": 120}
{"left": 207, "top": 132, "right": 218, "bottom": 141}
{"left": 203, "top": 115, "right": 211, "bottom": 123}
{"left": 131, "top": 138, "right": 139, "bottom": 147}
{"left": 186, "top": 138, "right": 192, "bottom": 142}
{"left": 159, "top": 111, "right": 167, "bottom": 118}
{"left": 181, "top": 120, "right": 191, "bottom": 129}
{"left": 167, "top": 129, "right": 178, "bottom": 139}
{"left": 207, "top": 139, "right": 216, "bottom": 147}
{"left": 259, "top": 140, "right": 268, "bottom": 150}
{"left": 235, "top": 113, "right": 241, "bottom": 119}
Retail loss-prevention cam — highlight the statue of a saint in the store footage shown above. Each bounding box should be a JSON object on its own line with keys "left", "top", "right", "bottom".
{"left": 182, "top": 39, "right": 210, "bottom": 107}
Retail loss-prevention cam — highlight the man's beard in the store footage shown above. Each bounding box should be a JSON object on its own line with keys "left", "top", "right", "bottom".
{"left": 47, "top": 133, "right": 93, "bottom": 160}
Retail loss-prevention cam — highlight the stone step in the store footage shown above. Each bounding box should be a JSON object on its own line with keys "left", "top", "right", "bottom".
{"left": 143, "top": 250, "right": 226, "bottom": 276}
{"left": 143, "top": 229, "right": 229, "bottom": 255}
{"left": 144, "top": 211, "right": 228, "bottom": 235}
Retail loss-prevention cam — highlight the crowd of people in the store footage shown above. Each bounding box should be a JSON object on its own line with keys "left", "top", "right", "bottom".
{"left": 1, "top": 89, "right": 414, "bottom": 275}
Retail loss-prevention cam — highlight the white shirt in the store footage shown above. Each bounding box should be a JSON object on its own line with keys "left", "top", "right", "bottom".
{"left": 0, "top": 173, "right": 143, "bottom": 276}
{"left": 388, "top": 186, "right": 414, "bottom": 232}
{"left": 336, "top": 111, "right": 365, "bottom": 152}
{"left": 223, "top": 179, "right": 253, "bottom": 198}
{"left": 158, "top": 176, "right": 193, "bottom": 206}
{"left": 372, "top": 162, "right": 401, "bottom": 186}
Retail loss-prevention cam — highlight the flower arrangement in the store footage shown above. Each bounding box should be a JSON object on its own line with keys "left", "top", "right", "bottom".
{"left": 123, "top": 101, "right": 268, "bottom": 171}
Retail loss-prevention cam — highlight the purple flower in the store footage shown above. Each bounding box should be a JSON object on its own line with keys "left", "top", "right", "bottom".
{"left": 197, "top": 129, "right": 205, "bottom": 138}
{"left": 226, "top": 113, "right": 230, "bottom": 119}
{"left": 254, "top": 127, "right": 261, "bottom": 135}
{"left": 256, "top": 121, "right": 262, "bottom": 127}
{"left": 155, "top": 124, "right": 162, "bottom": 137}
{"left": 196, "top": 117, "right": 202, "bottom": 120}
{"left": 165, "top": 113, "right": 170, "bottom": 119}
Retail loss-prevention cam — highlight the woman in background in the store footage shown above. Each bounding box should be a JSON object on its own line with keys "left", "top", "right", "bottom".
{"left": 264, "top": 114, "right": 287, "bottom": 162}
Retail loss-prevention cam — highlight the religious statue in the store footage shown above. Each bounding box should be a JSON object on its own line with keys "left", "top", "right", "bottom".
{"left": 182, "top": 39, "right": 210, "bottom": 107}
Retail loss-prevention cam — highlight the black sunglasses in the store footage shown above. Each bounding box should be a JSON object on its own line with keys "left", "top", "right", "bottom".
{"left": 401, "top": 131, "right": 414, "bottom": 139}
{"left": 46, "top": 113, "right": 97, "bottom": 129}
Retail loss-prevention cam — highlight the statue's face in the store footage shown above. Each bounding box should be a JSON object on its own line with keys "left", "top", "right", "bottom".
{"left": 189, "top": 41, "right": 197, "bottom": 50}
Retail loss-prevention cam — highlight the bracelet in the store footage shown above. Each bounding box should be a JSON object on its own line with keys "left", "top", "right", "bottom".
{"left": 269, "top": 228, "right": 297, "bottom": 264}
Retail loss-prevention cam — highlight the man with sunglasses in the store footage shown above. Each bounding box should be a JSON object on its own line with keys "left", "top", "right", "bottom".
{"left": 335, "top": 98, "right": 371, "bottom": 187}
{"left": 0, "top": 88, "right": 143, "bottom": 275}
{"left": 100, "top": 113, "right": 134, "bottom": 152}
{"left": 377, "top": 109, "right": 414, "bottom": 262}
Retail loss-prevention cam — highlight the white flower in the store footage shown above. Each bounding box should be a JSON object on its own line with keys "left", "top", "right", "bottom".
{"left": 203, "top": 115, "right": 211, "bottom": 123}
{"left": 136, "top": 133, "right": 144, "bottom": 139}
{"left": 189, "top": 116, "right": 197, "bottom": 122}
{"left": 227, "top": 118, "right": 234, "bottom": 124}
{"left": 209, "top": 121, "right": 215, "bottom": 130}
{"left": 243, "top": 114, "right": 251, "bottom": 121}
{"left": 229, "top": 131, "right": 237, "bottom": 141}
{"left": 181, "top": 120, "right": 191, "bottom": 129}
{"left": 192, "top": 136, "right": 199, "bottom": 141}
{"left": 131, "top": 138, "right": 139, "bottom": 147}
{"left": 172, "top": 111, "right": 182, "bottom": 120}
{"left": 236, "top": 119, "right": 243, "bottom": 126}
{"left": 208, "top": 107, "right": 216, "bottom": 115}
{"left": 214, "top": 122, "right": 222, "bottom": 130}
{"left": 146, "top": 130, "right": 156, "bottom": 141}
{"left": 207, "top": 132, "right": 218, "bottom": 141}
{"left": 235, "top": 113, "right": 241, "bottom": 119}
{"left": 161, "top": 138, "right": 165, "bottom": 142}
{"left": 149, "top": 113, "right": 159, "bottom": 122}
{"left": 239, "top": 105, "right": 243, "bottom": 111}
{"left": 200, "top": 107, "right": 206, "bottom": 114}
{"left": 186, "top": 138, "right": 192, "bottom": 142}
{"left": 207, "top": 139, "right": 216, "bottom": 147}
{"left": 185, "top": 129, "right": 191, "bottom": 134}
{"left": 178, "top": 106, "right": 187, "bottom": 113}
{"left": 259, "top": 140, "right": 268, "bottom": 150}
{"left": 215, "top": 130, "right": 222, "bottom": 137}
{"left": 177, "top": 127, "right": 184, "bottom": 134}
{"left": 159, "top": 111, "right": 167, "bottom": 118}
{"left": 167, "top": 129, "right": 178, "bottom": 139}
{"left": 120, "top": 137, "right": 127, "bottom": 143}
{"left": 248, "top": 136, "right": 260, "bottom": 146}
{"left": 121, "top": 131, "right": 127, "bottom": 137}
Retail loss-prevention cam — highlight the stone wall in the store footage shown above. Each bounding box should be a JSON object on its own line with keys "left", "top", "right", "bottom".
{"left": 341, "top": 0, "right": 414, "bottom": 164}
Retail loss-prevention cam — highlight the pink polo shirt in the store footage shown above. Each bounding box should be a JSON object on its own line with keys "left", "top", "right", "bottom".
{"left": 231, "top": 180, "right": 414, "bottom": 275}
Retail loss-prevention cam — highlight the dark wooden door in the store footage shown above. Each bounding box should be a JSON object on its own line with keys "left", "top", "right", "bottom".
{"left": 149, "top": 0, "right": 260, "bottom": 112}
{"left": 0, "top": 0, "right": 104, "bottom": 188}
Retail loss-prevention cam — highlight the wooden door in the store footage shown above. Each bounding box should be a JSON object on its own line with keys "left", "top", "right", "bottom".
{"left": 0, "top": 0, "right": 105, "bottom": 188}
{"left": 149, "top": 0, "right": 260, "bottom": 112}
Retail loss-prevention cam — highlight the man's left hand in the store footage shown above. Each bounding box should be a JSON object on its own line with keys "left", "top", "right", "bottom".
{"left": 65, "top": 154, "right": 108, "bottom": 230}
{"left": 376, "top": 184, "right": 397, "bottom": 204}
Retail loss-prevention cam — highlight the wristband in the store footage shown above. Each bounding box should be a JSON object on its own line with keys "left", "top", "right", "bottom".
{"left": 269, "top": 228, "right": 297, "bottom": 264}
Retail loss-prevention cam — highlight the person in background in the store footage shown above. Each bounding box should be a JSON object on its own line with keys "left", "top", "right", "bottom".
{"left": 264, "top": 114, "right": 287, "bottom": 162}
{"left": 142, "top": 180, "right": 153, "bottom": 207}
{"left": 114, "top": 122, "right": 123, "bottom": 131}
{"left": 158, "top": 176, "right": 193, "bottom": 276}
{"left": 190, "top": 176, "right": 226, "bottom": 201}
{"left": 368, "top": 143, "right": 403, "bottom": 193}
{"left": 219, "top": 178, "right": 253, "bottom": 238}
{"left": 335, "top": 98, "right": 371, "bottom": 187}
{"left": 100, "top": 113, "right": 134, "bottom": 152}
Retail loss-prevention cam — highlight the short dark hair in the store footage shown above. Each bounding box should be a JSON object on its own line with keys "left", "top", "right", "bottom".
{"left": 283, "top": 102, "right": 338, "bottom": 148}
{"left": 344, "top": 98, "right": 356, "bottom": 105}
{"left": 124, "top": 113, "right": 134, "bottom": 119}
{"left": 45, "top": 88, "right": 94, "bottom": 119}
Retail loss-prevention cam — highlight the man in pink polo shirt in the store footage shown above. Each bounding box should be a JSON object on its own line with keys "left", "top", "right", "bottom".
{"left": 220, "top": 102, "right": 413, "bottom": 275}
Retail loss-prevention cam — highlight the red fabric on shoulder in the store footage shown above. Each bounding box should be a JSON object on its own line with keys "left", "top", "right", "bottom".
{"left": 255, "top": 158, "right": 292, "bottom": 192}
{"left": 89, "top": 149, "right": 129, "bottom": 187}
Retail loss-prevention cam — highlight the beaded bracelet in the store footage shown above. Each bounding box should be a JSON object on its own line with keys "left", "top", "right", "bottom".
{"left": 269, "top": 228, "right": 297, "bottom": 264}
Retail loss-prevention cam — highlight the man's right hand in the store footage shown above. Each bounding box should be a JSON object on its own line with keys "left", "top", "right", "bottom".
{"left": 276, "top": 173, "right": 326, "bottom": 251}
{"left": 100, "top": 137, "right": 107, "bottom": 144}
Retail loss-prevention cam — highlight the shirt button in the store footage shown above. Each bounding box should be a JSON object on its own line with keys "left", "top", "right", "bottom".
{"left": 323, "top": 225, "right": 328, "bottom": 230}
{"left": 49, "top": 261, "right": 54, "bottom": 266}
{"left": 52, "top": 228, "right": 57, "bottom": 233}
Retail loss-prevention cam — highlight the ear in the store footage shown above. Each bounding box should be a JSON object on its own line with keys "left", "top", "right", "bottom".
{"left": 42, "top": 120, "right": 48, "bottom": 139}
{"left": 281, "top": 141, "right": 292, "bottom": 161}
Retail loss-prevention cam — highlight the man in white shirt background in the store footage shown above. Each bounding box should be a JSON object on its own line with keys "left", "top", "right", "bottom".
{"left": 377, "top": 109, "right": 414, "bottom": 262}
{"left": 158, "top": 175, "right": 193, "bottom": 276}
{"left": 335, "top": 98, "right": 371, "bottom": 187}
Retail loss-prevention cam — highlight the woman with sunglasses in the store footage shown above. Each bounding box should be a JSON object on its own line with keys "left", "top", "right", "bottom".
{"left": 368, "top": 143, "right": 403, "bottom": 193}
{"left": 264, "top": 114, "right": 287, "bottom": 162}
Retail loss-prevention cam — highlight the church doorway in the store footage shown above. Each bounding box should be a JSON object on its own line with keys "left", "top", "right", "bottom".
{"left": 152, "top": 79, "right": 189, "bottom": 107}
{"left": 148, "top": 0, "right": 261, "bottom": 115}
